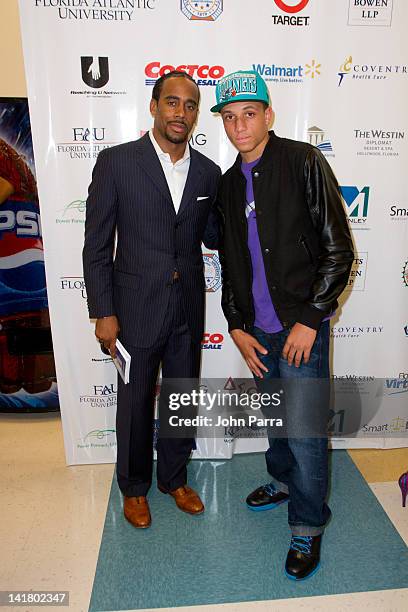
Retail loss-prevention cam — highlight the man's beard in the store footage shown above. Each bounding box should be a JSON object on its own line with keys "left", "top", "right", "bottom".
{"left": 165, "top": 125, "right": 188, "bottom": 144}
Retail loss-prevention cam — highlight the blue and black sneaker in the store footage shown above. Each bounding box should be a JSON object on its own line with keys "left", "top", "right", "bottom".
{"left": 285, "top": 535, "right": 322, "bottom": 581}
{"left": 246, "top": 482, "right": 289, "bottom": 511}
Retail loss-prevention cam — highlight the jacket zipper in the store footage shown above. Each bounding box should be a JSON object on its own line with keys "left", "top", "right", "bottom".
{"left": 299, "top": 234, "right": 314, "bottom": 264}
{"left": 243, "top": 204, "right": 255, "bottom": 327}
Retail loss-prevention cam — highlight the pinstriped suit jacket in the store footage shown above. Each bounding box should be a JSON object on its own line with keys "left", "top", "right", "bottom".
{"left": 82, "top": 133, "right": 221, "bottom": 348}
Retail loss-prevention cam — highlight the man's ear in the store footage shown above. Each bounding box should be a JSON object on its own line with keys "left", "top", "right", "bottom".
{"left": 150, "top": 98, "right": 157, "bottom": 117}
{"left": 265, "top": 106, "right": 275, "bottom": 129}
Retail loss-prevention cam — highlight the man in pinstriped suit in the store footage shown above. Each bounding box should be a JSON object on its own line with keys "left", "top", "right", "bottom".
{"left": 83, "top": 72, "right": 221, "bottom": 528}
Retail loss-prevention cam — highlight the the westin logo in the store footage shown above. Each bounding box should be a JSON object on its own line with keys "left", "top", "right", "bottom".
{"left": 81, "top": 56, "right": 109, "bottom": 88}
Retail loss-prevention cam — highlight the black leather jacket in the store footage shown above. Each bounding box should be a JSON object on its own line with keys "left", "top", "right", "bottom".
{"left": 217, "top": 131, "right": 354, "bottom": 332}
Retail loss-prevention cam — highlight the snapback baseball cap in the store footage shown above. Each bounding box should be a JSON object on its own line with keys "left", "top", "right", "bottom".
{"left": 211, "top": 70, "right": 270, "bottom": 113}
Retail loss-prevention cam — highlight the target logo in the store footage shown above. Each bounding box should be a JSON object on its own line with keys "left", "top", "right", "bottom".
{"left": 272, "top": 0, "right": 310, "bottom": 25}
{"left": 274, "top": 0, "right": 309, "bottom": 12}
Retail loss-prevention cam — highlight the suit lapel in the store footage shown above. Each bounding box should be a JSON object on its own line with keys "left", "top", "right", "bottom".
{"left": 134, "top": 133, "right": 173, "bottom": 208}
{"left": 177, "top": 147, "right": 203, "bottom": 217}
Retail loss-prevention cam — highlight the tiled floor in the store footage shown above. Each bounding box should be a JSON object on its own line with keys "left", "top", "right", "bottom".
{"left": 0, "top": 413, "right": 407, "bottom": 611}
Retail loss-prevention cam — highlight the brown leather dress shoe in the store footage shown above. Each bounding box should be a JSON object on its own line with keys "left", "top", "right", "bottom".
{"left": 123, "top": 496, "right": 151, "bottom": 528}
{"left": 159, "top": 485, "right": 204, "bottom": 515}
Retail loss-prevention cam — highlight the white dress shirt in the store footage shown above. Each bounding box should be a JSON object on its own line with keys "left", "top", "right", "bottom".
{"left": 149, "top": 130, "right": 190, "bottom": 214}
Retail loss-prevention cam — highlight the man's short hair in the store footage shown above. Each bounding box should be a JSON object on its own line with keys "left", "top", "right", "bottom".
{"left": 151, "top": 71, "right": 200, "bottom": 104}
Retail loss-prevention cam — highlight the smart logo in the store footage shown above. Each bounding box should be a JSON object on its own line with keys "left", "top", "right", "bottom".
{"left": 272, "top": 0, "right": 311, "bottom": 26}
{"left": 340, "top": 186, "right": 370, "bottom": 228}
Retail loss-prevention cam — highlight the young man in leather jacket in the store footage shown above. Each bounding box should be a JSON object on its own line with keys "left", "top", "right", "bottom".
{"left": 212, "top": 70, "right": 354, "bottom": 580}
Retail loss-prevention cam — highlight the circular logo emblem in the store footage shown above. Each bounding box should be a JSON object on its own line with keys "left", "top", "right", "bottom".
{"left": 403, "top": 260, "right": 408, "bottom": 287}
{"left": 274, "top": 0, "right": 309, "bottom": 13}
{"left": 181, "top": 0, "right": 223, "bottom": 21}
{"left": 203, "top": 253, "right": 222, "bottom": 292}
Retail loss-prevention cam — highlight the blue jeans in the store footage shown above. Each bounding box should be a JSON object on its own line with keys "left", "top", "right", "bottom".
{"left": 252, "top": 321, "right": 331, "bottom": 536}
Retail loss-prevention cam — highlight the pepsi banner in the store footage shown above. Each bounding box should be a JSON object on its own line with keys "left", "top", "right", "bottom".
{"left": 18, "top": 0, "right": 408, "bottom": 463}
{"left": 0, "top": 98, "right": 58, "bottom": 412}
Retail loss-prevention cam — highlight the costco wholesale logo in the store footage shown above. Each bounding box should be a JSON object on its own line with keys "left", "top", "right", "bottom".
{"left": 348, "top": 0, "right": 393, "bottom": 27}
{"left": 272, "top": 0, "right": 311, "bottom": 26}
{"left": 181, "top": 0, "right": 223, "bottom": 21}
{"left": 145, "top": 62, "right": 225, "bottom": 86}
{"left": 340, "top": 186, "right": 370, "bottom": 228}
{"left": 201, "top": 333, "right": 224, "bottom": 350}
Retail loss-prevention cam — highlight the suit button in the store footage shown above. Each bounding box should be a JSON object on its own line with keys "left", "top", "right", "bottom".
{"left": 257, "top": 210, "right": 262, "bottom": 216}
{"left": 264, "top": 248, "right": 270, "bottom": 254}
{"left": 253, "top": 171, "right": 259, "bottom": 178}
{"left": 271, "top": 285, "right": 276, "bottom": 290}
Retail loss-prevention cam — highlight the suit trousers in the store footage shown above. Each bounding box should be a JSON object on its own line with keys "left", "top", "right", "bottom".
{"left": 116, "top": 281, "right": 201, "bottom": 497}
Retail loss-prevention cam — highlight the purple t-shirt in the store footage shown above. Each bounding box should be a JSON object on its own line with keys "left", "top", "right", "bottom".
{"left": 241, "top": 159, "right": 283, "bottom": 333}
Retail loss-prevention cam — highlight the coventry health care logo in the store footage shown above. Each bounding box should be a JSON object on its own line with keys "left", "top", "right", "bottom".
{"left": 338, "top": 54, "right": 407, "bottom": 86}
{"left": 181, "top": 0, "right": 222, "bottom": 20}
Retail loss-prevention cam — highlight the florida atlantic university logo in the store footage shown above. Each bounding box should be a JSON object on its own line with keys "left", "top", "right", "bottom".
{"left": 81, "top": 56, "right": 109, "bottom": 88}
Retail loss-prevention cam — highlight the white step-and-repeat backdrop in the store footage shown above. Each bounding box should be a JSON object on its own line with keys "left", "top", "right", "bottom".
{"left": 19, "top": 0, "right": 408, "bottom": 464}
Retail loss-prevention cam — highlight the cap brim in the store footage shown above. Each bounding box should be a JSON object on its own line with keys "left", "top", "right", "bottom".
{"left": 210, "top": 101, "right": 227, "bottom": 113}
{"left": 211, "top": 96, "right": 270, "bottom": 114}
